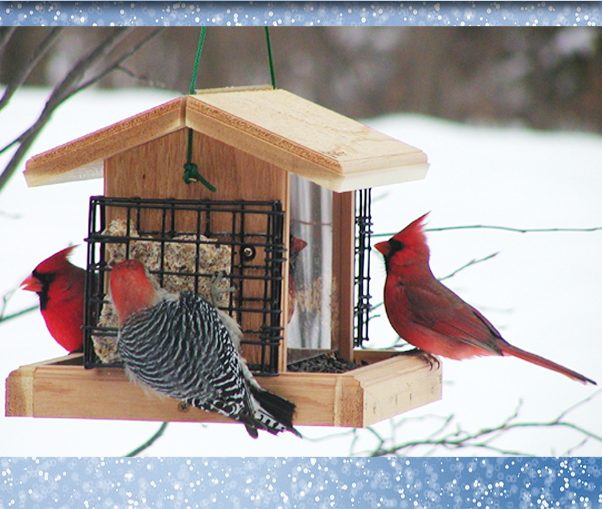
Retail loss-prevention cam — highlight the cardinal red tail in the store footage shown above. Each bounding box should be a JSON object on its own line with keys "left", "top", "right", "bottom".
{"left": 500, "top": 343, "right": 596, "bottom": 385}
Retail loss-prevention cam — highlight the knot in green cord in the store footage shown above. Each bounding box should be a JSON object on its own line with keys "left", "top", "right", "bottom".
{"left": 183, "top": 161, "right": 217, "bottom": 192}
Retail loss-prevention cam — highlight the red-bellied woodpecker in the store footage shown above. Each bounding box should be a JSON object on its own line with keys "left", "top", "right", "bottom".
{"left": 21, "top": 245, "right": 85, "bottom": 353}
{"left": 109, "top": 259, "right": 301, "bottom": 438}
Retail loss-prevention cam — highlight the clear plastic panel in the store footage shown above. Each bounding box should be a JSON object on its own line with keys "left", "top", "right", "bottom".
{"left": 287, "top": 175, "right": 333, "bottom": 357}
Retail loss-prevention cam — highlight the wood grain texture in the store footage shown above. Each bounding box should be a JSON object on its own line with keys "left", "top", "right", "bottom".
{"left": 104, "top": 129, "right": 289, "bottom": 366}
{"left": 331, "top": 192, "right": 355, "bottom": 361}
{"left": 186, "top": 91, "right": 428, "bottom": 192}
{"left": 189, "top": 89, "right": 426, "bottom": 172}
{"left": 5, "top": 351, "right": 441, "bottom": 427}
{"left": 24, "top": 88, "right": 428, "bottom": 191}
{"left": 24, "top": 97, "right": 185, "bottom": 187}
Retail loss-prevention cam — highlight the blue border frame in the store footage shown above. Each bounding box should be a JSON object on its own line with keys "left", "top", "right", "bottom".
{"left": 0, "top": 2, "right": 599, "bottom": 27}
{"left": 0, "top": 3, "right": 600, "bottom": 506}
{"left": 1, "top": 457, "right": 601, "bottom": 507}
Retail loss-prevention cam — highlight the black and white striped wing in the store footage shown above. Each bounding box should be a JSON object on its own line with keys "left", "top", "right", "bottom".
{"left": 118, "top": 292, "right": 253, "bottom": 420}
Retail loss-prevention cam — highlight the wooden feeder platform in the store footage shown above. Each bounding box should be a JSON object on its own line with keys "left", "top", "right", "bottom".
{"left": 6, "top": 350, "right": 441, "bottom": 428}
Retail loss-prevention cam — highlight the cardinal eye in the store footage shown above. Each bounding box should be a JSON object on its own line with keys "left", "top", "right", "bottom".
{"left": 389, "top": 239, "right": 405, "bottom": 252}
{"left": 33, "top": 269, "right": 54, "bottom": 286}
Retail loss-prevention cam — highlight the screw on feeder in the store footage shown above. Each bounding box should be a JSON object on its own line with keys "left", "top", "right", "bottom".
{"left": 242, "top": 245, "right": 256, "bottom": 261}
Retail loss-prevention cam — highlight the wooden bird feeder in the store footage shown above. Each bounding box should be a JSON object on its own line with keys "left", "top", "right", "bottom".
{"left": 6, "top": 86, "right": 441, "bottom": 428}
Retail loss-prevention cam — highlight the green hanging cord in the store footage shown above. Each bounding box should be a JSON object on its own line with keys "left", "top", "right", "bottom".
{"left": 264, "top": 27, "right": 277, "bottom": 89}
{"left": 188, "top": 26, "right": 207, "bottom": 95}
{"left": 183, "top": 27, "right": 216, "bottom": 191}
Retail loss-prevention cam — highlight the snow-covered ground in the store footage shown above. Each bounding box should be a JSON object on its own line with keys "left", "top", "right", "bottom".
{"left": 1, "top": 88, "right": 600, "bottom": 456}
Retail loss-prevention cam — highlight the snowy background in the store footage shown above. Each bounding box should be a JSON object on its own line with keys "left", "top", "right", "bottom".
{"left": 0, "top": 87, "right": 601, "bottom": 457}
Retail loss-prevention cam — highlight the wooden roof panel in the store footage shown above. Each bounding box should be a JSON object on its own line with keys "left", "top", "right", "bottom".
{"left": 24, "top": 88, "right": 428, "bottom": 191}
{"left": 191, "top": 88, "right": 427, "bottom": 173}
{"left": 24, "top": 97, "right": 186, "bottom": 187}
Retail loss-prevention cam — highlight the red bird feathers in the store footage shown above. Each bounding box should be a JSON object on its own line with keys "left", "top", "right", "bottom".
{"left": 375, "top": 213, "right": 595, "bottom": 385}
{"left": 21, "top": 246, "right": 86, "bottom": 353}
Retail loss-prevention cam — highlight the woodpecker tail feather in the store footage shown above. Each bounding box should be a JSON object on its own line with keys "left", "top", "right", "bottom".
{"left": 248, "top": 385, "right": 302, "bottom": 438}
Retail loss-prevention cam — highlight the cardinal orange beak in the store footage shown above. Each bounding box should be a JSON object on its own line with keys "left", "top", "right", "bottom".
{"left": 374, "top": 241, "right": 390, "bottom": 257}
{"left": 20, "top": 274, "right": 42, "bottom": 293}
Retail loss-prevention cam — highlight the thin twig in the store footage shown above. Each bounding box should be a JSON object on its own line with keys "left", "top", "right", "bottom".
{"left": 0, "top": 305, "right": 38, "bottom": 323}
{"left": 69, "top": 29, "right": 164, "bottom": 97}
{"left": 0, "top": 29, "right": 136, "bottom": 191}
{"left": 368, "top": 391, "right": 601, "bottom": 456}
{"left": 563, "top": 437, "right": 589, "bottom": 456}
{"left": 115, "top": 64, "right": 170, "bottom": 90}
{"left": 0, "top": 284, "right": 38, "bottom": 324}
{"left": 0, "top": 28, "right": 163, "bottom": 193}
{"left": 426, "top": 225, "right": 602, "bottom": 234}
{"left": 0, "top": 28, "right": 63, "bottom": 111}
{"left": 373, "top": 224, "right": 602, "bottom": 239}
{"left": 1, "top": 287, "right": 17, "bottom": 319}
{"left": 0, "top": 27, "right": 17, "bottom": 54}
{"left": 125, "top": 422, "right": 169, "bottom": 457}
{"left": 439, "top": 252, "right": 499, "bottom": 281}
{"left": 0, "top": 29, "right": 131, "bottom": 156}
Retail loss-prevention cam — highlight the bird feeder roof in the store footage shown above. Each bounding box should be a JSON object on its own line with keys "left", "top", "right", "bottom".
{"left": 24, "top": 86, "right": 428, "bottom": 192}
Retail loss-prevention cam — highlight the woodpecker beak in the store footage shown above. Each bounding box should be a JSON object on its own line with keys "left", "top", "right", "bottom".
{"left": 20, "top": 274, "right": 43, "bottom": 293}
{"left": 374, "top": 241, "right": 390, "bottom": 257}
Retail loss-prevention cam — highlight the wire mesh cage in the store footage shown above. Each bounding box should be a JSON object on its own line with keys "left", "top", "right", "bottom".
{"left": 84, "top": 195, "right": 285, "bottom": 374}
{"left": 353, "top": 188, "right": 373, "bottom": 347}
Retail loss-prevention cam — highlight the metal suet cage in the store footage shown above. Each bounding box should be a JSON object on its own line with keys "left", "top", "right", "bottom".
{"left": 84, "top": 195, "right": 285, "bottom": 374}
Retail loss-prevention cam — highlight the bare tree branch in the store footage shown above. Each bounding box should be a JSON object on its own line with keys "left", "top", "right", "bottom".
{"left": 374, "top": 224, "right": 602, "bottom": 239}
{"left": 0, "top": 285, "right": 37, "bottom": 324}
{"left": 426, "top": 224, "right": 602, "bottom": 234}
{"left": 0, "top": 27, "right": 17, "bottom": 54}
{"left": 0, "top": 28, "right": 63, "bottom": 112}
{"left": 125, "top": 422, "right": 169, "bottom": 457}
{"left": 0, "top": 28, "right": 136, "bottom": 191}
{"left": 0, "top": 305, "right": 37, "bottom": 323}
{"left": 439, "top": 252, "right": 499, "bottom": 282}
{"left": 360, "top": 391, "right": 602, "bottom": 456}
{"left": 69, "top": 29, "right": 164, "bottom": 98}
{"left": 114, "top": 64, "right": 170, "bottom": 90}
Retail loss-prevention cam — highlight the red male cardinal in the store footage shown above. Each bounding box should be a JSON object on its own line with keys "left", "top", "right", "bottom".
{"left": 21, "top": 246, "right": 86, "bottom": 353}
{"left": 375, "top": 213, "right": 596, "bottom": 385}
{"left": 288, "top": 235, "right": 308, "bottom": 323}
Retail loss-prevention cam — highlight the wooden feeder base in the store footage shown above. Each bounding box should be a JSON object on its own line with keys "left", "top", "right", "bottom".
{"left": 5, "top": 350, "right": 441, "bottom": 428}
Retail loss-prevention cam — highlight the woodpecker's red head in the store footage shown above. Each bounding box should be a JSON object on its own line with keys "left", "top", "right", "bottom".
{"left": 374, "top": 213, "right": 431, "bottom": 273}
{"left": 110, "top": 259, "right": 160, "bottom": 325}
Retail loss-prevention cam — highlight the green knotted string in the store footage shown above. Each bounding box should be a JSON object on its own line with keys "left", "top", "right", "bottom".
{"left": 183, "top": 27, "right": 216, "bottom": 191}
{"left": 183, "top": 27, "right": 277, "bottom": 189}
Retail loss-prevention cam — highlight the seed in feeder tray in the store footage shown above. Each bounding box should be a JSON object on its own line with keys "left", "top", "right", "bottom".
{"left": 287, "top": 352, "right": 368, "bottom": 373}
